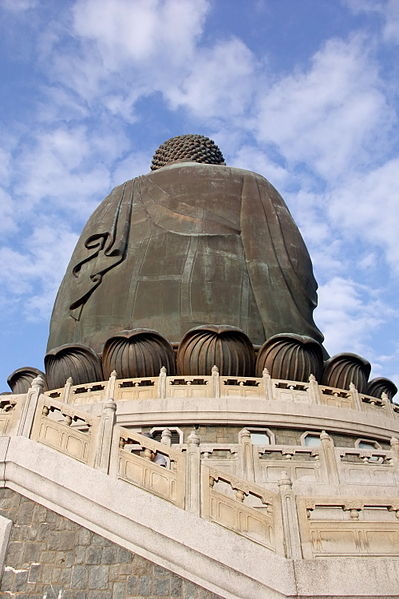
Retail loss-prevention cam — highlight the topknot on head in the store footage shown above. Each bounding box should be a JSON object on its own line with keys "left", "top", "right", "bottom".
{"left": 151, "top": 134, "right": 225, "bottom": 171}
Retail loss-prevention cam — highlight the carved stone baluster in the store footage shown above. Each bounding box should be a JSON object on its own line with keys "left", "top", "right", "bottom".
{"left": 62, "top": 377, "right": 73, "bottom": 404}
{"left": 278, "top": 471, "right": 302, "bottom": 559}
{"left": 390, "top": 437, "right": 399, "bottom": 471}
{"left": 320, "top": 430, "right": 340, "bottom": 487}
{"left": 186, "top": 429, "right": 201, "bottom": 515}
{"left": 262, "top": 368, "right": 274, "bottom": 400}
{"left": 239, "top": 428, "right": 255, "bottom": 482}
{"left": 211, "top": 365, "right": 220, "bottom": 398}
{"left": 308, "top": 374, "right": 320, "bottom": 405}
{"left": 94, "top": 400, "right": 117, "bottom": 473}
{"left": 349, "top": 382, "right": 362, "bottom": 411}
{"left": 159, "top": 366, "right": 167, "bottom": 399}
{"left": 161, "top": 428, "right": 172, "bottom": 446}
{"left": 106, "top": 370, "right": 117, "bottom": 400}
{"left": 17, "top": 375, "right": 46, "bottom": 438}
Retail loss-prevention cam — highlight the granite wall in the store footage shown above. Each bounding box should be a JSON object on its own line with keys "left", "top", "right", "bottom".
{"left": 0, "top": 489, "right": 221, "bottom": 599}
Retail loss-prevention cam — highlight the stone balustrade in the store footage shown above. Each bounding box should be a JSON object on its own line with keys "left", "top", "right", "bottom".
{"left": 43, "top": 371, "right": 399, "bottom": 421}
{"left": 1, "top": 378, "right": 397, "bottom": 560}
{"left": 298, "top": 496, "right": 399, "bottom": 558}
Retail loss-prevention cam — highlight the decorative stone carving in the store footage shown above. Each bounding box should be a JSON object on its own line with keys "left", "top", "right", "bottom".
{"left": 102, "top": 329, "right": 176, "bottom": 379}
{"left": 176, "top": 325, "right": 255, "bottom": 376}
{"left": 45, "top": 344, "right": 103, "bottom": 390}
{"left": 7, "top": 367, "right": 47, "bottom": 394}
{"left": 255, "top": 334, "right": 323, "bottom": 381}
{"left": 367, "top": 377, "right": 397, "bottom": 401}
{"left": 321, "top": 353, "right": 371, "bottom": 393}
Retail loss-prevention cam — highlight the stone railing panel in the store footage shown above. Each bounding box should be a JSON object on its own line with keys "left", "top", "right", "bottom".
{"left": 273, "top": 380, "right": 310, "bottom": 403}
{"left": 220, "top": 377, "right": 264, "bottom": 399}
{"left": 31, "top": 396, "right": 98, "bottom": 465}
{"left": 166, "top": 376, "right": 213, "bottom": 398}
{"left": 298, "top": 497, "right": 399, "bottom": 558}
{"left": 0, "top": 395, "right": 23, "bottom": 436}
{"left": 201, "top": 465, "right": 282, "bottom": 552}
{"left": 117, "top": 427, "right": 185, "bottom": 507}
{"left": 254, "top": 446, "right": 321, "bottom": 484}
{"left": 318, "top": 386, "right": 354, "bottom": 409}
{"left": 336, "top": 448, "right": 398, "bottom": 486}
{"left": 200, "top": 444, "right": 241, "bottom": 477}
{"left": 113, "top": 377, "right": 159, "bottom": 401}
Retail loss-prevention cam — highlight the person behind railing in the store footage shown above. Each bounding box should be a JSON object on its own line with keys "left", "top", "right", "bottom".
{"left": 141, "top": 432, "right": 169, "bottom": 468}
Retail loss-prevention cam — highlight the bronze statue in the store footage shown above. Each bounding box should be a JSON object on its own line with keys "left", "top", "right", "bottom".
{"left": 47, "top": 134, "right": 323, "bottom": 356}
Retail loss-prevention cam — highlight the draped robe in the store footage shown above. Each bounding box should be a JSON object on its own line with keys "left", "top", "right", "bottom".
{"left": 47, "top": 163, "right": 323, "bottom": 352}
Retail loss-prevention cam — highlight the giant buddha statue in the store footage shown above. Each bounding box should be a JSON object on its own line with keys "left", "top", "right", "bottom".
{"left": 47, "top": 134, "right": 323, "bottom": 355}
{"left": 7, "top": 134, "right": 396, "bottom": 398}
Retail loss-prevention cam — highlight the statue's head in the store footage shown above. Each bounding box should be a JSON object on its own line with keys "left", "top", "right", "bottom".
{"left": 151, "top": 134, "right": 225, "bottom": 171}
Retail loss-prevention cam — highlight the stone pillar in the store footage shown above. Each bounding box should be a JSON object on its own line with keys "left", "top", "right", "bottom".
{"left": 159, "top": 366, "right": 167, "bottom": 399}
{"left": 161, "top": 428, "right": 172, "bottom": 446}
{"left": 211, "top": 366, "right": 220, "bottom": 398}
{"left": 185, "top": 429, "right": 201, "bottom": 515}
{"left": 390, "top": 437, "right": 399, "bottom": 468}
{"left": 17, "top": 375, "right": 46, "bottom": 438}
{"left": 278, "top": 471, "right": 302, "bottom": 559}
{"left": 320, "top": 430, "right": 340, "bottom": 486}
{"left": 350, "top": 382, "right": 362, "bottom": 411}
{"left": 308, "top": 374, "right": 320, "bottom": 405}
{"left": 239, "top": 428, "right": 255, "bottom": 482}
{"left": 62, "top": 377, "right": 73, "bottom": 404}
{"left": 262, "top": 368, "right": 274, "bottom": 400}
{"left": 94, "top": 401, "right": 117, "bottom": 474}
{"left": 106, "top": 370, "right": 117, "bottom": 399}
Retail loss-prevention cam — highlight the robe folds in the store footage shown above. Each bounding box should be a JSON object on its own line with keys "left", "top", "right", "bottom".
{"left": 47, "top": 163, "right": 323, "bottom": 353}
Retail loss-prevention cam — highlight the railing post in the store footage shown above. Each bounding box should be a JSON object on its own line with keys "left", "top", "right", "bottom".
{"left": 390, "top": 437, "right": 399, "bottom": 467}
{"left": 94, "top": 400, "right": 117, "bottom": 473}
{"left": 211, "top": 365, "right": 220, "bottom": 398}
{"left": 278, "top": 471, "right": 302, "bottom": 559}
{"left": 161, "top": 428, "right": 172, "bottom": 446}
{"left": 106, "top": 370, "right": 117, "bottom": 399}
{"left": 185, "top": 429, "right": 201, "bottom": 515}
{"left": 62, "top": 377, "right": 73, "bottom": 404}
{"left": 308, "top": 374, "right": 320, "bottom": 405}
{"left": 17, "top": 375, "right": 45, "bottom": 438}
{"left": 262, "top": 368, "right": 274, "bottom": 400}
{"left": 239, "top": 428, "right": 255, "bottom": 482}
{"left": 320, "top": 430, "right": 340, "bottom": 486}
{"left": 159, "top": 366, "right": 167, "bottom": 399}
{"left": 350, "top": 382, "right": 362, "bottom": 410}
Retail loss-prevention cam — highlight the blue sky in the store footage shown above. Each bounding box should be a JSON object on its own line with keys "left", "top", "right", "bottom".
{"left": 0, "top": 0, "right": 398, "bottom": 392}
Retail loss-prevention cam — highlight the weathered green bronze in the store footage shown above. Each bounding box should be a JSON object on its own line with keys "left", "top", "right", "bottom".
{"left": 47, "top": 136, "right": 323, "bottom": 354}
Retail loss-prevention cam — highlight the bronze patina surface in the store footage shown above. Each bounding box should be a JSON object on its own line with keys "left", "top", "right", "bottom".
{"left": 47, "top": 136, "right": 323, "bottom": 354}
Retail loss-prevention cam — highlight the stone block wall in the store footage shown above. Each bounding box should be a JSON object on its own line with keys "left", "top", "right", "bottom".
{"left": 0, "top": 489, "right": 221, "bottom": 599}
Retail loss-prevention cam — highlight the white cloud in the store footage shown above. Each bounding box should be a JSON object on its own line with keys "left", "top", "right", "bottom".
{"left": 0, "top": 0, "right": 37, "bottom": 11}
{"left": 316, "top": 276, "right": 395, "bottom": 358}
{"left": 0, "top": 223, "right": 78, "bottom": 321}
{"left": 72, "top": 0, "right": 209, "bottom": 66}
{"left": 345, "top": 0, "right": 399, "bottom": 43}
{"left": 327, "top": 157, "right": 399, "bottom": 273}
{"left": 168, "top": 38, "right": 258, "bottom": 119}
{"left": 46, "top": 0, "right": 210, "bottom": 113}
{"left": 254, "top": 36, "right": 393, "bottom": 179}
{"left": 12, "top": 124, "right": 130, "bottom": 218}
{"left": 0, "top": 189, "right": 18, "bottom": 234}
